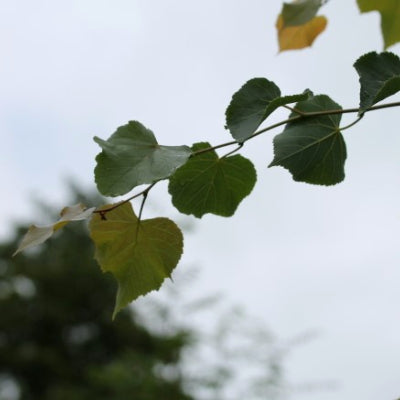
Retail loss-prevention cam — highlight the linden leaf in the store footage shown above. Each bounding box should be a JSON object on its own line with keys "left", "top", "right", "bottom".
{"left": 225, "top": 78, "right": 311, "bottom": 142}
{"left": 281, "top": 0, "right": 324, "bottom": 27}
{"left": 13, "top": 204, "right": 95, "bottom": 256}
{"left": 276, "top": 14, "right": 327, "bottom": 52}
{"left": 168, "top": 142, "right": 257, "bottom": 218}
{"left": 354, "top": 51, "right": 400, "bottom": 114}
{"left": 357, "top": 0, "right": 400, "bottom": 49}
{"left": 269, "top": 95, "right": 346, "bottom": 185}
{"left": 89, "top": 202, "right": 183, "bottom": 318}
{"left": 94, "top": 121, "right": 192, "bottom": 197}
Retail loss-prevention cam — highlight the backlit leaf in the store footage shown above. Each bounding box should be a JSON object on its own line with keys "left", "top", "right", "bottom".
{"left": 168, "top": 142, "right": 256, "bottom": 218}
{"left": 94, "top": 121, "right": 192, "bottom": 197}
{"left": 281, "top": 0, "right": 324, "bottom": 27}
{"left": 14, "top": 204, "right": 95, "bottom": 256}
{"left": 269, "top": 95, "right": 346, "bottom": 185}
{"left": 225, "top": 78, "right": 311, "bottom": 142}
{"left": 276, "top": 14, "right": 327, "bottom": 52}
{"left": 354, "top": 51, "right": 400, "bottom": 114}
{"left": 357, "top": 0, "right": 400, "bottom": 49}
{"left": 89, "top": 202, "right": 183, "bottom": 318}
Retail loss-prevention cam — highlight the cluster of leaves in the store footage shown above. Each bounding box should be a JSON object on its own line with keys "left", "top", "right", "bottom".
{"left": 14, "top": 49, "right": 400, "bottom": 317}
{"left": 276, "top": 0, "right": 400, "bottom": 51}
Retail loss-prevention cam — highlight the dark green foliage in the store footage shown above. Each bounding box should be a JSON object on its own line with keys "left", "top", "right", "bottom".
{"left": 169, "top": 143, "right": 257, "bottom": 218}
{"left": 0, "top": 193, "right": 193, "bottom": 400}
{"left": 354, "top": 51, "right": 400, "bottom": 113}
{"left": 225, "top": 78, "right": 281, "bottom": 142}
{"left": 269, "top": 94, "right": 346, "bottom": 185}
{"left": 225, "top": 78, "right": 310, "bottom": 142}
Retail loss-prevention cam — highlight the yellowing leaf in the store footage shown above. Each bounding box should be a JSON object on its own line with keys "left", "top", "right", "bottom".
{"left": 276, "top": 14, "right": 327, "bottom": 52}
{"left": 357, "top": 0, "right": 400, "bottom": 49}
{"left": 13, "top": 204, "right": 95, "bottom": 256}
{"left": 89, "top": 202, "right": 183, "bottom": 318}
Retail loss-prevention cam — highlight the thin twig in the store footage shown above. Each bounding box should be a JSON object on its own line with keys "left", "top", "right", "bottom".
{"left": 192, "top": 101, "right": 400, "bottom": 156}
{"left": 221, "top": 143, "right": 244, "bottom": 158}
{"left": 340, "top": 115, "right": 364, "bottom": 131}
{"left": 191, "top": 140, "right": 237, "bottom": 156}
{"left": 283, "top": 104, "right": 306, "bottom": 116}
{"left": 93, "top": 181, "right": 158, "bottom": 215}
{"left": 135, "top": 189, "right": 149, "bottom": 240}
{"left": 137, "top": 191, "right": 148, "bottom": 222}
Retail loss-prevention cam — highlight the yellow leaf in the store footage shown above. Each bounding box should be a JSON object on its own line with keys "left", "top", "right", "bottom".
{"left": 276, "top": 14, "right": 327, "bottom": 52}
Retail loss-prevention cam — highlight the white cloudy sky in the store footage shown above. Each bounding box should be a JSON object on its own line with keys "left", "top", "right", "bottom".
{"left": 1, "top": 1, "right": 400, "bottom": 399}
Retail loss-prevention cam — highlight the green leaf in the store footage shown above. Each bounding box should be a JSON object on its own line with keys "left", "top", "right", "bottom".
{"left": 357, "top": 0, "right": 400, "bottom": 49}
{"left": 281, "top": 0, "right": 324, "bottom": 27}
{"left": 269, "top": 95, "right": 346, "bottom": 185}
{"left": 168, "top": 142, "right": 257, "bottom": 218}
{"left": 94, "top": 121, "right": 192, "bottom": 197}
{"left": 89, "top": 202, "right": 183, "bottom": 318}
{"left": 354, "top": 51, "right": 400, "bottom": 114}
{"left": 267, "top": 91, "right": 312, "bottom": 116}
{"left": 225, "top": 78, "right": 311, "bottom": 142}
{"left": 13, "top": 204, "right": 95, "bottom": 256}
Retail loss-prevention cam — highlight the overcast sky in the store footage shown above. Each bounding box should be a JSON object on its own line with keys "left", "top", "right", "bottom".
{"left": 2, "top": 1, "right": 400, "bottom": 399}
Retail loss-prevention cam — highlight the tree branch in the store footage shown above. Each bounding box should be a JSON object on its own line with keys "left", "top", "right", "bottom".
{"left": 94, "top": 100, "right": 400, "bottom": 216}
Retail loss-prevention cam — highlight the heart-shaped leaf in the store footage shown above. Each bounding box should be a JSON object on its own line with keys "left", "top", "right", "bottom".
{"left": 169, "top": 142, "right": 257, "bottom": 218}
{"left": 269, "top": 95, "right": 346, "bottom": 185}
{"left": 89, "top": 202, "right": 183, "bottom": 318}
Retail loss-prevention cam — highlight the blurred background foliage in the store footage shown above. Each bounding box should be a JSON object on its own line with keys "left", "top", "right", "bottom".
{"left": 0, "top": 186, "right": 293, "bottom": 400}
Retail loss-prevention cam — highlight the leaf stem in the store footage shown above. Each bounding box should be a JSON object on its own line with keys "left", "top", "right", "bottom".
{"left": 137, "top": 190, "right": 148, "bottom": 222}
{"left": 191, "top": 140, "right": 237, "bottom": 156}
{"left": 93, "top": 181, "right": 158, "bottom": 216}
{"left": 135, "top": 189, "right": 149, "bottom": 240}
{"left": 283, "top": 104, "right": 306, "bottom": 116}
{"left": 221, "top": 143, "right": 244, "bottom": 158}
{"left": 340, "top": 115, "right": 364, "bottom": 131}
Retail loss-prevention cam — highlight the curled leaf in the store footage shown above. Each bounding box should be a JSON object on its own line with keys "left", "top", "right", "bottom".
{"left": 14, "top": 204, "right": 95, "bottom": 256}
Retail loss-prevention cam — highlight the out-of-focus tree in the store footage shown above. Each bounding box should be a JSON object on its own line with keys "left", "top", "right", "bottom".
{"left": 0, "top": 189, "right": 194, "bottom": 400}
{"left": 0, "top": 188, "right": 295, "bottom": 400}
